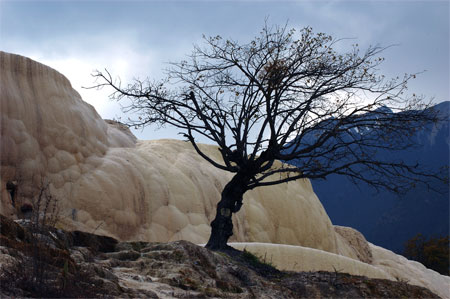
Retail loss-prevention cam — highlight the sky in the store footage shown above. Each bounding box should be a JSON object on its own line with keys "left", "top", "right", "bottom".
{"left": 1, "top": 0, "right": 449, "bottom": 141}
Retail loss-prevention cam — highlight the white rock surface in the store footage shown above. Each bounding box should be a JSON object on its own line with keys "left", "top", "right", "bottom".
{"left": 370, "top": 243, "right": 450, "bottom": 299}
{"left": 1, "top": 51, "right": 448, "bottom": 298}
{"left": 229, "top": 242, "right": 389, "bottom": 279}
{"left": 230, "top": 242, "right": 449, "bottom": 299}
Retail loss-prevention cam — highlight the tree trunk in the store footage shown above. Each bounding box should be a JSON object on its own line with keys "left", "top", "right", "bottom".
{"left": 205, "top": 174, "right": 246, "bottom": 250}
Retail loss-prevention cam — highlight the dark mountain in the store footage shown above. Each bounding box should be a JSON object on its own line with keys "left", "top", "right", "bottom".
{"left": 288, "top": 102, "right": 449, "bottom": 254}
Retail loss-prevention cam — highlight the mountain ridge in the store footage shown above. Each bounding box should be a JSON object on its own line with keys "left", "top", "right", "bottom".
{"left": 304, "top": 101, "right": 449, "bottom": 253}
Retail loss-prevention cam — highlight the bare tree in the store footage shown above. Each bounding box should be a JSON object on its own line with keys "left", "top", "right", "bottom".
{"left": 90, "top": 24, "right": 446, "bottom": 250}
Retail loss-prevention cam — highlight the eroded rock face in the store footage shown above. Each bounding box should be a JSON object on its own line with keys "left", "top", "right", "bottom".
{"left": 334, "top": 225, "right": 373, "bottom": 264}
{"left": 0, "top": 51, "right": 342, "bottom": 255}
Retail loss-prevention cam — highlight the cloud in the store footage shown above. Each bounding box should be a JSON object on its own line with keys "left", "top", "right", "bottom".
{"left": 1, "top": 32, "right": 175, "bottom": 139}
{"left": 1, "top": 1, "right": 447, "bottom": 141}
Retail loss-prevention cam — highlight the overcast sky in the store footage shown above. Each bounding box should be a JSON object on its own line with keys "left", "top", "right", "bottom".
{"left": 1, "top": 0, "right": 448, "bottom": 140}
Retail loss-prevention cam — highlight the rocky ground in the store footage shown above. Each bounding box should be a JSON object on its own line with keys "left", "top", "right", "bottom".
{"left": 0, "top": 215, "right": 440, "bottom": 298}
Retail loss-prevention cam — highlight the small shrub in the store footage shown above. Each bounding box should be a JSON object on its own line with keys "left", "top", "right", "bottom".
{"left": 242, "top": 248, "right": 274, "bottom": 268}
{"left": 403, "top": 233, "right": 449, "bottom": 276}
{"left": 17, "top": 178, "right": 63, "bottom": 296}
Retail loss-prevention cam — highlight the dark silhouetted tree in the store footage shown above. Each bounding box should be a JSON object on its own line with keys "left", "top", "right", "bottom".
{"left": 90, "top": 23, "right": 446, "bottom": 250}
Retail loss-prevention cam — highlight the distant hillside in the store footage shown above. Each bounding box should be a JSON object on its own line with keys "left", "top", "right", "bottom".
{"left": 288, "top": 102, "right": 449, "bottom": 254}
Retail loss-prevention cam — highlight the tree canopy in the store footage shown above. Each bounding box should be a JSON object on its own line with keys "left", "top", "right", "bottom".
{"left": 91, "top": 23, "right": 446, "bottom": 249}
{"left": 404, "top": 234, "right": 449, "bottom": 276}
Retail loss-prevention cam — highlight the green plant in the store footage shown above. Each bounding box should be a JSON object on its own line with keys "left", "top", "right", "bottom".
{"left": 62, "top": 259, "right": 69, "bottom": 290}
{"left": 242, "top": 248, "right": 274, "bottom": 268}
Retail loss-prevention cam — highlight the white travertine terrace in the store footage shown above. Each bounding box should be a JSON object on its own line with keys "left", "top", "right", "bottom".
{"left": 0, "top": 51, "right": 448, "bottom": 299}
{"left": 229, "top": 242, "right": 449, "bottom": 299}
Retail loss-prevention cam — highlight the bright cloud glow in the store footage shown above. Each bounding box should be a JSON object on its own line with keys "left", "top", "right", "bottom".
{"left": 1, "top": 1, "right": 448, "bottom": 141}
